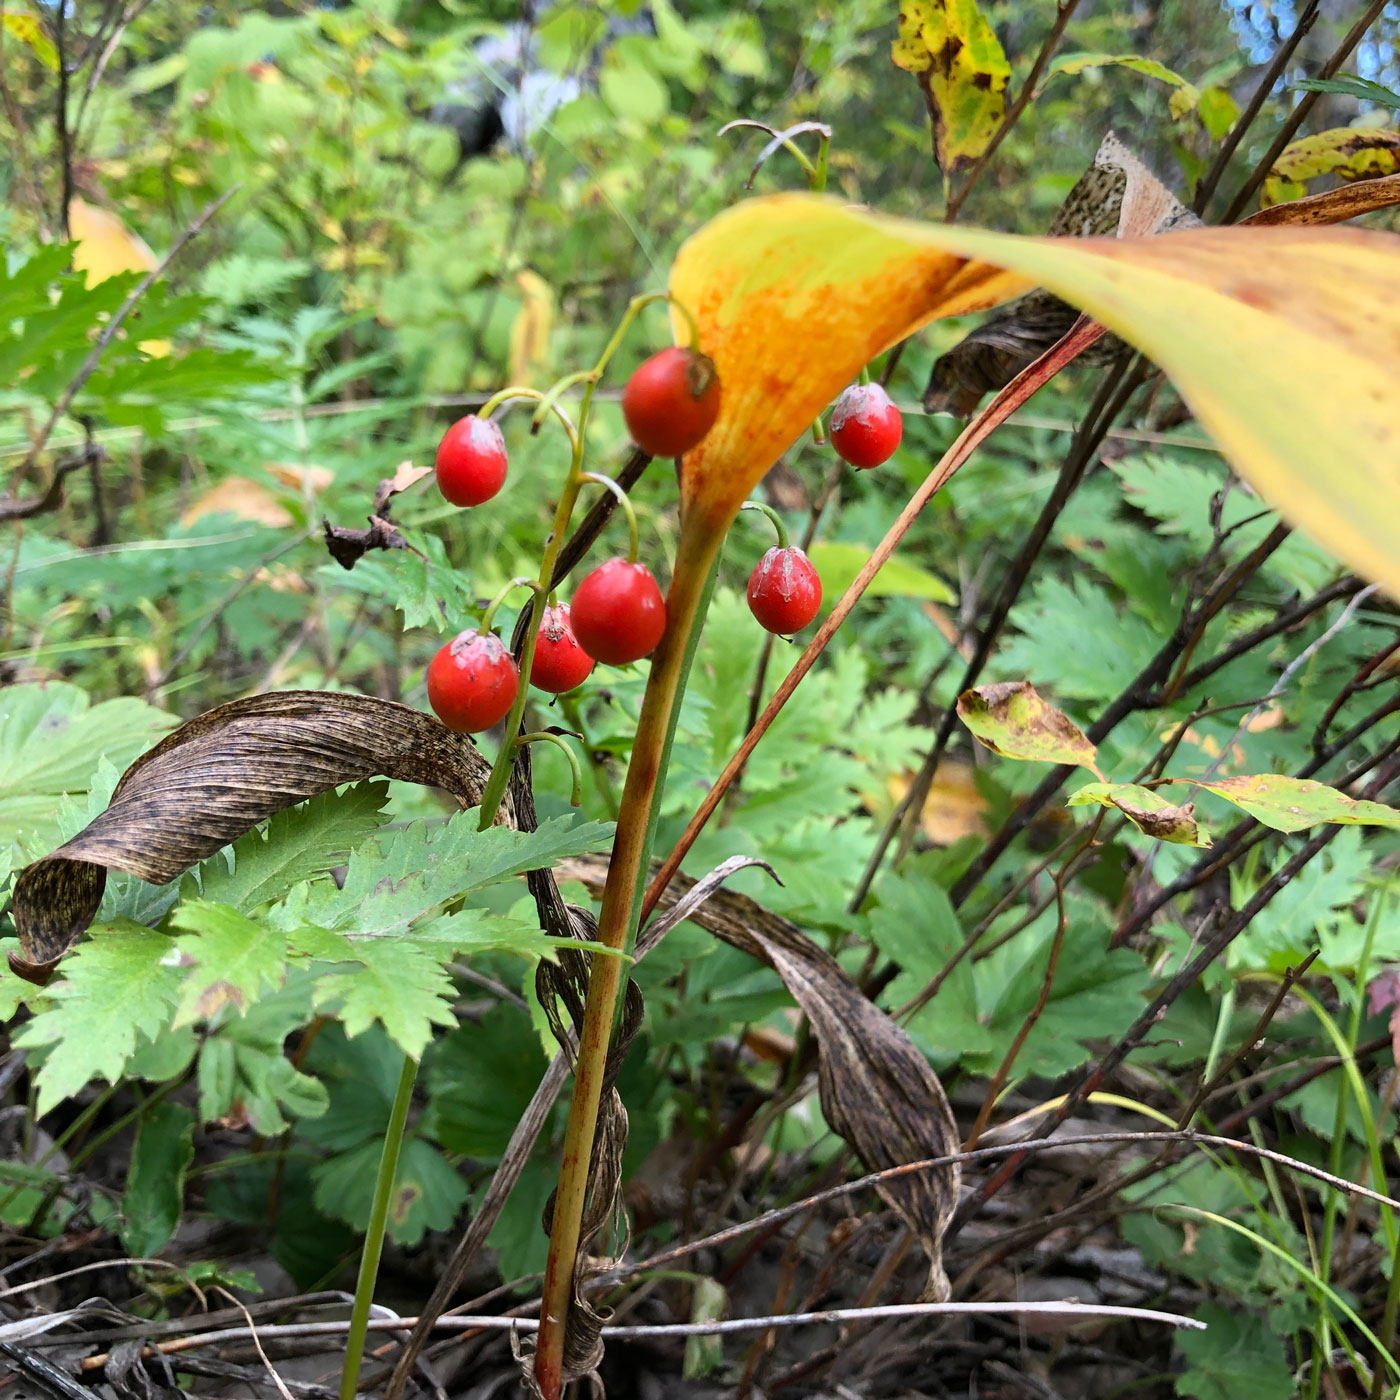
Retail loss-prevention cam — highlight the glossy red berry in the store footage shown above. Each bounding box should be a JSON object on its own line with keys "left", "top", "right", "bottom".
{"left": 427, "top": 630, "right": 519, "bottom": 733}
{"left": 529, "top": 603, "right": 596, "bottom": 694}
{"left": 571, "top": 558, "right": 667, "bottom": 665}
{"left": 830, "top": 382, "right": 903, "bottom": 469}
{"left": 435, "top": 415, "right": 508, "bottom": 506}
{"left": 747, "top": 547, "right": 822, "bottom": 634}
{"left": 621, "top": 347, "right": 721, "bottom": 458}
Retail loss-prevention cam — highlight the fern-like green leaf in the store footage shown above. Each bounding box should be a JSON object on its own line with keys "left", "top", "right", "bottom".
{"left": 170, "top": 901, "right": 288, "bottom": 1028}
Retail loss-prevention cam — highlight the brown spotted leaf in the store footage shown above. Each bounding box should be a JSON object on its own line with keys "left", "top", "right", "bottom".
{"left": 1263, "top": 128, "right": 1400, "bottom": 208}
{"left": 10, "top": 691, "right": 500, "bottom": 982}
{"left": 1068, "top": 782, "right": 1211, "bottom": 846}
{"left": 957, "top": 681, "right": 1101, "bottom": 775}
{"left": 1184, "top": 773, "right": 1400, "bottom": 834}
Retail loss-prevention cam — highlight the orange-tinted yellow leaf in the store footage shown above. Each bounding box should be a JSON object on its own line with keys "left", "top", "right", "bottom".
{"left": 181, "top": 477, "right": 292, "bottom": 529}
{"left": 3, "top": 12, "right": 58, "bottom": 70}
{"left": 1263, "top": 128, "right": 1400, "bottom": 207}
{"left": 670, "top": 194, "right": 1400, "bottom": 596}
{"left": 68, "top": 197, "right": 171, "bottom": 358}
{"left": 892, "top": 0, "right": 1010, "bottom": 173}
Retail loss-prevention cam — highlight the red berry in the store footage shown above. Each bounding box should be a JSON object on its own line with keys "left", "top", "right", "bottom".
{"left": 747, "top": 546, "right": 822, "bottom": 634}
{"left": 435, "top": 415, "right": 508, "bottom": 506}
{"left": 427, "top": 630, "right": 519, "bottom": 733}
{"left": 830, "top": 383, "right": 902, "bottom": 469}
{"left": 529, "top": 603, "right": 596, "bottom": 694}
{"left": 621, "top": 347, "right": 721, "bottom": 458}
{"left": 571, "top": 558, "right": 667, "bottom": 665}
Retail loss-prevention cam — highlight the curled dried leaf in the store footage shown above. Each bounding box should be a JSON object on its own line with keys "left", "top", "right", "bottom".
{"left": 10, "top": 691, "right": 501, "bottom": 982}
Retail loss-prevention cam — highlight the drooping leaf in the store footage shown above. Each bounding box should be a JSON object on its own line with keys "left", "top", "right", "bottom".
{"left": 1295, "top": 75, "right": 1400, "bottom": 111}
{"left": 9, "top": 691, "right": 505, "bottom": 978}
{"left": 670, "top": 190, "right": 1400, "bottom": 595}
{"left": 1069, "top": 782, "right": 1211, "bottom": 846}
{"left": 1046, "top": 53, "right": 1200, "bottom": 119}
{"left": 1263, "top": 128, "right": 1400, "bottom": 207}
{"left": 1186, "top": 774, "right": 1400, "bottom": 834}
{"left": 571, "top": 855, "right": 962, "bottom": 1303}
{"left": 121, "top": 1102, "right": 195, "bottom": 1257}
{"left": 957, "top": 681, "right": 1101, "bottom": 773}
{"left": 891, "top": 0, "right": 1010, "bottom": 174}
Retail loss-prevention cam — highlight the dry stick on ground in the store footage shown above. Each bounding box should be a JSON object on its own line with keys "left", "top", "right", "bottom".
{"left": 640, "top": 319, "right": 1108, "bottom": 924}
{"left": 1222, "top": 0, "right": 1389, "bottom": 222}
{"left": 10, "top": 187, "right": 238, "bottom": 504}
{"left": 943, "top": 0, "right": 1085, "bottom": 223}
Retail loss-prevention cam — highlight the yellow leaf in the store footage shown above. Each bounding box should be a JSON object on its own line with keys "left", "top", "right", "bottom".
{"left": 2, "top": 12, "right": 57, "bottom": 69}
{"left": 67, "top": 197, "right": 170, "bottom": 358}
{"left": 181, "top": 478, "right": 292, "bottom": 529}
{"left": 507, "top": 270, "right": 554, "bottom": 386}
{"left": 669, "top": 193, "right": 1400, "bottom": 596}
{"left": 891, "top": 0, "right": 1010, "bottom": 173}
{"left": 1262, "top": 127, "right": 1400, "bottom": 207}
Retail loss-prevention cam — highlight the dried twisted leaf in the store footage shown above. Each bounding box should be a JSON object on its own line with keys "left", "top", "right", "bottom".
{"left": 10, "top": 691, "right": 501, "bottom": 982}
{"left": 565, "top": 854, "right": 961, "bottom": 1302}
{"left": 1068, "top": 781, "right": 1210, "bottom": 846}
{"left": 924, "top": 131, "right": 1201, "bottom": 416}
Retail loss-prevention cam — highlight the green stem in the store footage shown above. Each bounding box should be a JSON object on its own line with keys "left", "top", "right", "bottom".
{"left": 478, "top": 385, "right": 580, "bottom": 455}
{"left": 740, "top": 499, "right": 790, "bottom": 549}
{"left": 533, "top": 523, "right": 722, "bottom": 1399}
{"left": 580, "top": 472, "right": 639, "bottom": 561}
{"left": 340, "top": 1052, "right": 417, "bottom": 1400}
{"left": 479, "top": 576, "right": 541, "bottom": 635}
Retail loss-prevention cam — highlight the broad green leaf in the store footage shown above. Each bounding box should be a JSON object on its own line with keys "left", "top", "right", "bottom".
{"left": 1046, "top": 53, "right": 1199, "bottom": 118}
{"left": 1196, "top": 86, "right": 1240, "bottom": 140}
{"left": 1263, "top": 127, "right": 1400, "bottom": 207}
{"left": 16, "top": 920, "right": 183, "bottom": 1114}
{"left": 806, "top": 542, "right": 955, "bottom": 604}
{"left": 0, "top": 683, "right": 177, "bottom": 849}
{"left": 890, "top": 0, "right": 1010, "bottom": 174}
{"left": 311, "top": 1137, "right": 467, "bottom": 1247}
{"left": 670, "top": 194, "right": 1400, "bottom": 596}
{"left": 957, "top": 681, "right": 1100, "bottom": 773}
{"left": 170, "top": 902, "right": 288, "bottom": 1027}
{"left": 121, "top": 1102, "right": 195, "bottom": 1257}
{"left": 1296, "top": 75, "right": 1400, "bottom": 111}
{"left": 191, "top": 782, "right": 391, "bottom": 912}
{"left": 1175, "top": 1305, "right": 1297, "bottom": 1400}
{"left": 1187, "top": 774, "right": 1400, "bottom": 834}
{"left": 1069, "top": 782, "right": 1211, "bottom": 846}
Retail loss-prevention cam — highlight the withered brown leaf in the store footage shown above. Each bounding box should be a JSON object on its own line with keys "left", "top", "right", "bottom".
{"left": 10, "top": 691, "right": 500, "bottom": 982}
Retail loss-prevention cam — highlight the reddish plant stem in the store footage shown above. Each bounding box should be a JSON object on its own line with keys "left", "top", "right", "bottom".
{"left": 640, "top": 319, "right": 1106, "bottom": 924}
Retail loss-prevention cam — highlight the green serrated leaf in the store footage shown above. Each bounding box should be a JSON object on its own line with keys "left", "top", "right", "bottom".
{"left": 170, "top": 902, "right": 288, "bottom": 1027}
{"left": 16, "top": 920, "right": 183, "bottom": 1114}
{"left": 311, "top": 1136, "right": 467, "bottom": 1247}
{"left": 311, "top": 939, "right": 458, "bottom": 1058}
{"left": 806, "top": 541, "right": 955, "bottom": 605}
{"left": 192, "top": 781, "right": 391, "bottom": 912}
{"left": 121, "top": 1102, "right": 195, "bottom": 1257}
{"left": 1175, "top": 1304, "right": 1298, "bottom": 1400}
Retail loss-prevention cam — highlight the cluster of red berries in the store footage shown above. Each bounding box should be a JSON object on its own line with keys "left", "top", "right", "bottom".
{"left": 427, "top": 347, "right": 716, "bottom": 733}
{"left": 426, "top": 351, "right": 903, "bottom": 735}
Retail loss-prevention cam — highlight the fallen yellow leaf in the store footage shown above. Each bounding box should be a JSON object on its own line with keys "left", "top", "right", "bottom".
{"left": 181, "top": 477, "right": 292, "bottom": 529}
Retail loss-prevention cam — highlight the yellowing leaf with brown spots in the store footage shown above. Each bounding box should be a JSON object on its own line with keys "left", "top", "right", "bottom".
{"left": 1187, "top": 774, "right": 1400, "bottom": 833}
{"left": 892, "top": 0, "right": 1010, "bottom": 173}
{"left": 957, "top": 682, "right": 1101, "bottom": 774}
{"left": 669, "top": 194, "right": 1400, "bottom": 596}
{"left": 1069, "top": 782, "right": 1210, "bottom": 846}
{"left": 1263, "top": 128, "right": 1400, "bottom": 207}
